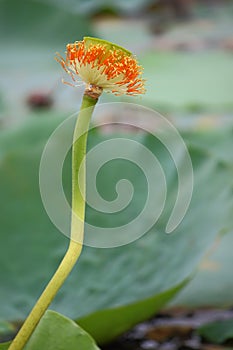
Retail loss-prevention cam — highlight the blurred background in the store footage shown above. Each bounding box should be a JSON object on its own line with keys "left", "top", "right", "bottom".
{"left": 0, "top": 0, "right": 233, "bottom": 128}
{"left": 0, "top": 0, "right": 233, "bottom": 349}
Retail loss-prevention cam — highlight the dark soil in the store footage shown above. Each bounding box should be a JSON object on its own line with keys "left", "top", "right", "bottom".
{"left": 102, "top": 308, "right": 233, "bottom": 350}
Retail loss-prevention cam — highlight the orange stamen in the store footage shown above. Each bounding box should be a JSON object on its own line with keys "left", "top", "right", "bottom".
{"left": 56, "top": 39, "right": 145, "bottom": 96}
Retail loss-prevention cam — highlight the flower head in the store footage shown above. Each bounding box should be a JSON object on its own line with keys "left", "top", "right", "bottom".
{"left": 56, "top": 37, "right": 145, "bottom": 97}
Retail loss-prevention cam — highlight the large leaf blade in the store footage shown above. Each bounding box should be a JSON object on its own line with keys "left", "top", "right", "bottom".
{"left": 0, "top": 115, "right": 232, "bottom": 343}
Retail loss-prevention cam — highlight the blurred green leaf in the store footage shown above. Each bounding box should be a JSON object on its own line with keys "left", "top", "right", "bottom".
{"left": 0, "top": 321, "right": 14, "bottom": 336}
{"left": 171, "top": 128, "right": 233, "bottom": 308}
{"left": 0, "top": 115, "right": 232, "bottom": 344}
{"left": 0, "top": 0, "right": 92, "bottom": 48}
{"left": 139, "top": 51, "right": 233, "bottom": 112}
{"left": 171, "top": 228, "right": 233, "bottom": 308}
{"left": 0, "top": 342, "right": 11, "bottom": 350}
{"left": 37, "top": 0, "right": 150, "bottom": 16}
{"left": 198, "top": 318, "right": 233, "bottom": 344}
{"left": 183, "top": 128, "right": 233, "bottom": 165}
{"left": 78, "top": 279, "right": 188, "bottom": 344}
{"left": 0, "top": 310, "right": 100, "bottom": 350}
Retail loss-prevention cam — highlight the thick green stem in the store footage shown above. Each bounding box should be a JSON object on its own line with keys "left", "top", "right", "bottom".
{"left": 8, "top": 93, "right": 99, "bottom": 350}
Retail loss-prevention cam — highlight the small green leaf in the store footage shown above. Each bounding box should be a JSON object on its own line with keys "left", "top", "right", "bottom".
{"left": 0, "top": 311, "right": 101, "bottom": 350}
{"left": 198, "top": 318, "right": 233, "bottom": 344}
